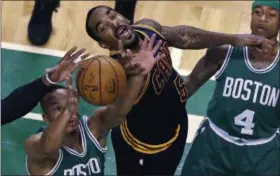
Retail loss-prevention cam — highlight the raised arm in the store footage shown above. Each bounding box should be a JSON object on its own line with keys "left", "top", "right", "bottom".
{"left": 24, "top": 48, "right": 88, "bottom": 162}
{"left": 135, "top": 18, "right": 274, "bottom": 50}
{"left": 1, "top": 47, "right": 89, "bottom": 126}
{"left": 24, "top": 83, "right": 78, "bottom": 162}
{"left": 183, "top": 45, "right": 229, "bottom": 99}
{"left": 87, "top": 35, "right": 163, "bottom": 145}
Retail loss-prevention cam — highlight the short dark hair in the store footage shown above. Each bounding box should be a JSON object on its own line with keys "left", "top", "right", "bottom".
{"left": 40, "top": 85, "right": 66, "bottom": 114}
{"left": 86, "top": 5, "right": 110, "bottom": 42}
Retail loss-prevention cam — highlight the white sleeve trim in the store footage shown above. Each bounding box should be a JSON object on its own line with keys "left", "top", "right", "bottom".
{"left": 214, "top": 45, "right": 233, "bottom": 79}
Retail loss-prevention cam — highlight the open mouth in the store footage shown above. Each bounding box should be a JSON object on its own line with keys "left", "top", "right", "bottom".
{"left": 69, "top": 119, "right": 77, "bottom": 127}
{"left": 116, "top": 25, "right": 131, "bottom": 40}
{"left": 256, "top": 25, "right": 267, "bottom": 32}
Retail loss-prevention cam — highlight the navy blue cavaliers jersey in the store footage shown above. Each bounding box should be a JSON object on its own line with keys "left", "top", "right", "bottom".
{"left": 111, "top": 24, "right": 188, "bottom": 154}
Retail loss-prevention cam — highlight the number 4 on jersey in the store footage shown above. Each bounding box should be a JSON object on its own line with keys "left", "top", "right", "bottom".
{"left": 234, "top": 109, "right": 255, "bottom": 135}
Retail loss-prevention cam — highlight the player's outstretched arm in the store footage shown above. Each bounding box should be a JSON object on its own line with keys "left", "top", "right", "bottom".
{"left": 87, "top": 35, "right": 163, "bottom": 146}
{"left": 24, "top": 77, "right": 78, "bottom": 162}
{"left": 1, "top": 47, "right": 89, "bottom": 126}
{"left": 135, "top": 18, "right": 274, "bottom": 50}
{"left": 183, "top": 45, "right": 229, "bottom": 99}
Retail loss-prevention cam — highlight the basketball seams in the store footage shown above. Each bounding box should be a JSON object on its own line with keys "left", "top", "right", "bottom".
{"left": 95, "top": 57, "right": 102, "bottom": 105}
{"left": 76, "top": 69, "right": 86, "bottom": 100}
{"left": 102, "top": 56, "right": 120, "bottom": 100}
{"left": 80, "top": 59, "right": 95, "bottom": 104}
{"left": 76, "top": 55, "right": 126, "bottom": 106}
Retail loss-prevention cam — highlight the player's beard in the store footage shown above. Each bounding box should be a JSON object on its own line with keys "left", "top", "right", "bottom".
{"left": 69, "top": 129, "right": 78, "bottom": 135}
{"left": 123, "top": 32, "right": 140, "bottom": 50}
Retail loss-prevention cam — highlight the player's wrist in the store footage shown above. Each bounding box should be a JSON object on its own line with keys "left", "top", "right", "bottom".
{"left": 229, "top": 34, "right": 239, "bottom": 46}
{"left": 42, "top": 74, "right": 58, "bottom": 87}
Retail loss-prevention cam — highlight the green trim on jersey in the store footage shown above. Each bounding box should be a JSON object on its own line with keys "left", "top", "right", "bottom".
{"left": 207, "top": 46, "right": 280, "bottom": 140}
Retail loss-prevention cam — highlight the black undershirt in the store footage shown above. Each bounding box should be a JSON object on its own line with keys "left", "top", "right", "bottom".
{"left": 1, "top": 77, "right": 53, "bottom": 125}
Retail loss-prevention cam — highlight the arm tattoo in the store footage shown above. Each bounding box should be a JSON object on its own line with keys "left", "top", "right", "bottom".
{"left": 162, "top": 25, "right": 236, "bottom": 49}
{"left": 183, "top": 46, "right": 228, "bottom": 98}
{"left": 135, "top": 19, "right": 236, "bottom": 50}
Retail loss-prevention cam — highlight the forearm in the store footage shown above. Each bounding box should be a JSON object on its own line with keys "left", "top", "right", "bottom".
{"left": 182, "top": 52, "right": 223, "bottom": 99}
{"left": 162, "top": 25, "right": 236, "bottom": 49}
{"left": 1, "top": 76, "right": 53, "bottom": 125}
{"left": 39, "top": 112, "right": 71, "bottom": 154}
{"left": 103, "top": 75, "right": 145, "bottom": 128}
{"left": 115, "top": 0, "right": 137, "bottom": 24}
{"left": 183, "top": 75, "right": 203, "bottom": 99}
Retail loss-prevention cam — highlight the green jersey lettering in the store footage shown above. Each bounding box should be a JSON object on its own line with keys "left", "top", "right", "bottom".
{"left": 207, "top": 46, "right": 280, "bottom": 139}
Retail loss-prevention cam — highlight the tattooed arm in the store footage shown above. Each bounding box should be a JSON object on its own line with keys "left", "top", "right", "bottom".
{"left": 135, "top": 19, "right": 264, "bottom": 49}
{"left": 183, "top": 45, "right": 229, "bottom": 98}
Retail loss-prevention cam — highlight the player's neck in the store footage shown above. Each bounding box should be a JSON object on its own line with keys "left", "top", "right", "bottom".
{"left": 128, "top": 34, "right": 143, "bottom": 54}
{"left": 249, "top": 39, "right": 279, "bottom": 61}
{"left": 62, "top": 130, "right": 83, "bottom": 152}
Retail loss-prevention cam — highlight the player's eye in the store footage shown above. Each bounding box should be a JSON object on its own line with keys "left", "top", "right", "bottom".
{"left": 53, "top": 106, "right": 62, "bottom": 112}
{"left": 254, "top": 9, "right": 262, "bottom": 16}
{"left": 109, "top": 11, "right": 116, "bottom": 19}
{"left": 269, "top": 12, "right": 277, "bottom": 17}
{"left": 112, "top": 12, "right": 117, "bottom": 19}
{"left": 98, "top": 25, "right": 105, "bottom": 33}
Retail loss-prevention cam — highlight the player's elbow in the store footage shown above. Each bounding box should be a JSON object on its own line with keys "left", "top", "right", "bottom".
{"left": 24, "top": 136, "right": 50, "bottom": 158}
{"left": 109, "top": 105, "right": 126, "bottom": 126}
{"left": 40, "top": 144, "right": 55, "bottom": 155}
{"left": 162, "top": 25, "right": 191, "bottom": 49}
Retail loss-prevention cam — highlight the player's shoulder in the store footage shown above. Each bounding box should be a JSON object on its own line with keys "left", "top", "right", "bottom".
{"left": 133, "top": 19, "right": 164, "bottom": 39}
{"left": 134, "top": 18, "right": 162, "bottom": 32}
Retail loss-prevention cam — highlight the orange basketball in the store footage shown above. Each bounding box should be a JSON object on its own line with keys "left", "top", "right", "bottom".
{"left": 76, "top": 55, "right": 126, "bottom": 106}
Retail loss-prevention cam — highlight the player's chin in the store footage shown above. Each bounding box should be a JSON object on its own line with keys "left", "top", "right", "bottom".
{"left": 252, "top": 28, "right": 271, "bottom": 38}
{"left": 123, "top": 33, "right": 137, "bottom": 48}
{"left": 66, "top": 123, "right": 79, "bottom": 133}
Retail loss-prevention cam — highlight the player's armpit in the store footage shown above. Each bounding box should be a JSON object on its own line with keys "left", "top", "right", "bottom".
{"left": 183, "top": 45, "right": 229, "bottom": 98}
{"left": 134, "top": 18, "right": 163, "bottom": 32}
{"left": 24, "top": 132, "right": 59, "bottom": 161}
{"left": 87, "top": 76, "right": 145, "bottom": 142}
{"left": 161, "top": 25, "right": 239, "bottom": 49}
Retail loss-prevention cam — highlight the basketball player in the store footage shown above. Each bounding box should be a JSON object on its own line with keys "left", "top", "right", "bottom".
{"left": 181, "top": 0, "right": 280, "bottom": 175}
{"left": 24, "top": 36, "right": 163, "bottom": 176}
{"left": 85, "top": 5, "right": 275, "bottom": 175}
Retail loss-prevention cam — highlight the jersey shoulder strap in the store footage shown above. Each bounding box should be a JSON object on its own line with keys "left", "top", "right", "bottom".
{"left": 132, "top": 24, "right": 165, "bottom": 39}
{"left": 79, "top": 115, "right": 108, "bottom": 153}
{"left": 214, "top": 45, "right": 234, "bottom": 79}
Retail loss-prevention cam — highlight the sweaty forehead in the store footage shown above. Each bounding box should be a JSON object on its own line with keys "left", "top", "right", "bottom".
{"left": 52, "top": 89, "right": 67, "bottom": 97}
{"left": 89, "top": 7, "right": 112, "bottom": 29}
{"left": 45, "top": 89, "right": 67, "bottom": 103}
{"left": 255, "top": 5, "right": 279, "bottom": 12}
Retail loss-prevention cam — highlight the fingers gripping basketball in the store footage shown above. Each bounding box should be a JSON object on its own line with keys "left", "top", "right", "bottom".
{"left": 76, "top": 55, "right": 127, "bottom": 106}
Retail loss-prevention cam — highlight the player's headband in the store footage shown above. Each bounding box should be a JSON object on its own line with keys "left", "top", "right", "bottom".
{"left": 252, "top": 0, "right": 280, "bottom": 11}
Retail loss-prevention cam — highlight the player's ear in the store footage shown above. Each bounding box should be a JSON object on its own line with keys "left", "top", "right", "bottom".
{"left": 42, "top": 114, "right": 50, "bottom": 124}
{"left": 98, "top": 42, "right": 109, "bottom": 49}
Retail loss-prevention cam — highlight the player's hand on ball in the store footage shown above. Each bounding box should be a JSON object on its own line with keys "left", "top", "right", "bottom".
{"left": 44, "top": 47, "right": 90, "bottom": 85}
